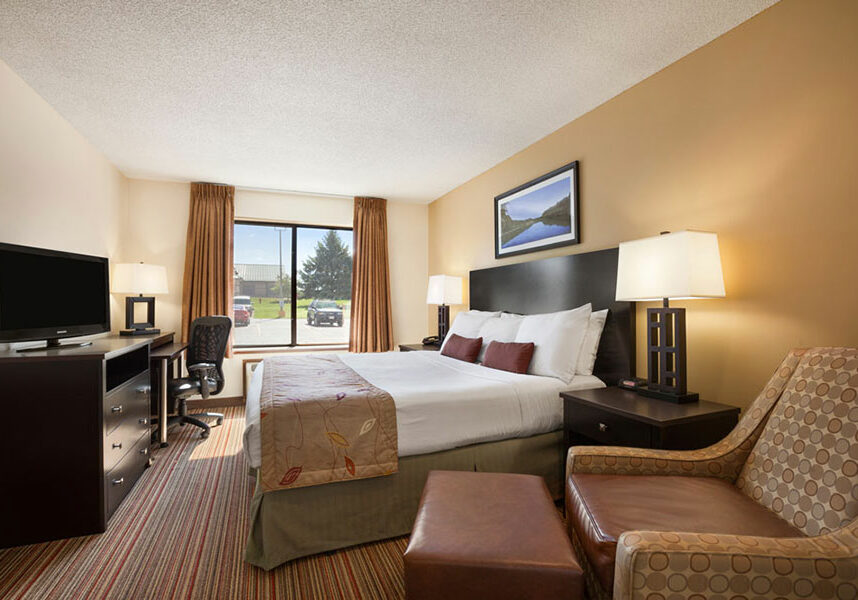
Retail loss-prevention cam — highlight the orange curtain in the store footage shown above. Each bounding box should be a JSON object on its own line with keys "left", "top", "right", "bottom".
{"left": 181, "top": 183, "right": 235, "bottom": 355}
{"left": 349, "top": 197, "right": 394, "bottom": 352}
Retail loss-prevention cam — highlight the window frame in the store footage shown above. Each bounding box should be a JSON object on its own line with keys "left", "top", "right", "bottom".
{"left": 233, "top": 219, "right": 353, "bottom": 349}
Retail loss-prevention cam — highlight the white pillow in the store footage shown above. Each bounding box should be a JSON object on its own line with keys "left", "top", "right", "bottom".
{"left": 475, "top": 315, "right": 524, "bottom": 362}
{"left": 466, "top": 309, "right": 502, "bottom": 318}
{"left": 441, "top": 312, "right": 494, "bottom": 350}
{"left": 514, "top": 304, "right": 592, "bottom": 383}
{"left": 576, "top": 309, "right": 608, "bottom": 376}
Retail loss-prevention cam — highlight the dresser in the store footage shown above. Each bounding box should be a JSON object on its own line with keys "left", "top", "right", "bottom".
{"left": 0, "top": 337, "right": 152, "bottom": 548}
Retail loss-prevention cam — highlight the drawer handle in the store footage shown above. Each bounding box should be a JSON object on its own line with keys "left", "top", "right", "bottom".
{"left": 111, "top": 477, "right": 124, "bottom": 486}
{"left": 139, "top": 418, "right": 149, "bottom": 425}
{"left": 112, "top": 442, "right": 122, "bottom": 449}
{"left": 598, "top": 422, "right": 609, "bottom": 432}
{"left": 111, "top": 405, "right": 123, "bottom": 413}
{"left": 140, "top": 447, "right": 149, "bottom": 455}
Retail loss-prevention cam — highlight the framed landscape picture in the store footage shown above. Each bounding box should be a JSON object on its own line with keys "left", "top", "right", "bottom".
{"left": 494, "top": 160, "right": 579, "bottom": 259}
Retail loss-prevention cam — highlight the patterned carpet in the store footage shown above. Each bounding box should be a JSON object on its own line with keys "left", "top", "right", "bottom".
{"left": 0, "top": 407, "right": 408, "bottom": 600}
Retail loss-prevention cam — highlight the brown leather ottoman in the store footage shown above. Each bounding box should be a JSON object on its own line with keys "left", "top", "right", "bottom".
{"left": 403, "top": 470, "right": 583, "bottom": 600}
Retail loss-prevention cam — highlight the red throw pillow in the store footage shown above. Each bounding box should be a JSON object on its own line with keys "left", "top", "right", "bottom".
{"left": 440, "top": 334, "right": 482, "bottom": 363}
{"left": 483, "top": 341, "right": 535, "bottom": 374}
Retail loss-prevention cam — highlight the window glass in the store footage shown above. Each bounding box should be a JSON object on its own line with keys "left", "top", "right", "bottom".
{"left": 297, "top": 228, "right": 353, "bottom": 345}
{"left": 232, "top": 223, "right": 352, "bottom": 347}
{"left": 233, "top": 224, "right": 293, "bottom": 347}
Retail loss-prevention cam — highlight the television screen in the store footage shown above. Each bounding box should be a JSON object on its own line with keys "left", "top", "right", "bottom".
{"left": 0, "top": 242, "right": 110, "bottom": 343}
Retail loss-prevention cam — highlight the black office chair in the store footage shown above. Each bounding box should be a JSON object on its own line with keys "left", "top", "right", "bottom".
{"left": 167, "top": 315, "right": 232, "bottom": 439}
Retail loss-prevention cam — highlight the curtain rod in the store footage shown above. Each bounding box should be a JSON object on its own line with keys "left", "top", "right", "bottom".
{"left": 236, "top": 184, "right": 353, "bottom": 200}
{"left": 193, "top": 181, "right": 353, "bottom": 200}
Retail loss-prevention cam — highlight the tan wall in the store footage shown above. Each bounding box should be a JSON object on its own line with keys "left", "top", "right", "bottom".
{"left": 428, "top": 0, "right": 858, "bottom": 409}
{"left": 0, "top": 58, "right": 129, "bottom": 338}
{"left": 124, "top": 180, "right": 429, "bottom": 397}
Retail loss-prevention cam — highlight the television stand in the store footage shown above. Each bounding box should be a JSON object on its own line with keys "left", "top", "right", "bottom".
{"left": 17, "top": 338, "right": 94, "bottom": 352}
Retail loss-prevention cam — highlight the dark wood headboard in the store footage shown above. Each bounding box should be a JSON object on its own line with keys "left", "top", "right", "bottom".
{"left": 469, "top": 248, "right": 635, "bottom": 385}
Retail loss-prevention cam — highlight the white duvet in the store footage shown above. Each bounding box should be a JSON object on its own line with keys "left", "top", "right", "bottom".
{"left": 243, "top": 351, "right": 604, "bottom": 468}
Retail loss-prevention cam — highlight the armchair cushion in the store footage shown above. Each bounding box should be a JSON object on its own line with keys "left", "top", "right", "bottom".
{"left": 566, "top": 473, "right": 805, "bottom": 592}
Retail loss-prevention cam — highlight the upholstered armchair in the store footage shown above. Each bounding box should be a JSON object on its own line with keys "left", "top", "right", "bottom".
{"left": 566, "top": 348, "right": 858, "bottom": 600}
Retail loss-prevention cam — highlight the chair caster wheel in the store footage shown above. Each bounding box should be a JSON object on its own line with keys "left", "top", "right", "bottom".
{"left": 160, "top": 442, "right": 169, "bottom": 448}
{"left": 201, "top": 431, "right": 210, "bottom": 439}
{"left": 216, "top": 418, "right": 223, "bottom": 426}
{"left": 179, "top": 422, "right": 186, "bottom": 427}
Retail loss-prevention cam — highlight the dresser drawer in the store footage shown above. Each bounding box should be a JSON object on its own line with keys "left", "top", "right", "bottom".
{"left": 104, "top": 371, "right": 150, "bottom": 434}
{"left": 565, "top": 402, "right": 652, "bottom": 448}
{"left": 104, "top": 410, "right": 150, "bottom": 471}
{"left": 105, "top": 432, "right": 149, "bottom": 520}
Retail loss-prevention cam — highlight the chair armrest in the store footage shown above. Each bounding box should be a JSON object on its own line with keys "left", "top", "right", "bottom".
{"left": 613, "top": 525, "right": 858, "bottom": 600}
{"left": 187, "top": 362, "right": 216, "bottom": 399}
{"left": 566, "top": 441, "right": 749, "bottom": 482}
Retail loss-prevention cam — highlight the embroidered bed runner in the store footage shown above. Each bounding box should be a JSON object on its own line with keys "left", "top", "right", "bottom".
{"left": 258, "top": 354, "right": 398, "bottom": 492}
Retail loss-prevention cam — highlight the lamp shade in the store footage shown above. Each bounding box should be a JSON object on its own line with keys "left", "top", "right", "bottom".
{"left": 111, "top": 263, "right": 169, "bottom": 295}
{"left": 426, "top": 275, "right": 463, "bottom": 305}
{"left": 615, "top": 230, "right": 725, "bottom": 301}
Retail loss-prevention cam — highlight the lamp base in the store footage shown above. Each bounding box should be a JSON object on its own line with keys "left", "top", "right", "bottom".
{"left": 119, "top": 328, "right": 161, "bottom": 337}
{"left": 637, "top": 387, "right": 699, "bottom": 404}
{"left": 437, "top": 305, "right": 450, "bottom": 341}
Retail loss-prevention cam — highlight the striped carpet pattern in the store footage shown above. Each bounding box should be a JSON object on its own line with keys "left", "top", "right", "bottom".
{"left": 0, "top": 407, "right": 408, "bottom": 599}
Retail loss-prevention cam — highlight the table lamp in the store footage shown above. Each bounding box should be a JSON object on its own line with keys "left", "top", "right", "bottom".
{"left": 426, "top": 275, "right": 463, "bottom": 344}
{"left": 111, "top": 262, "right": 169, "bottom": 336}
{"left": 615, "top": 230, "right": 725, "bottom": 403}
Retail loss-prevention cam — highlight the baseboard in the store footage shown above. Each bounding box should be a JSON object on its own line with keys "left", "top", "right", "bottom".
{"left": 186, "top": 395, "right": 245, "bottom": 409}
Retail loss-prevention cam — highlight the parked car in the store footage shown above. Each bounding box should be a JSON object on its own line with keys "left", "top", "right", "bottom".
{"left": 306, "top": 299, "right": 343, "bottom": 327}
{"left": 233, "top": 295, "right": 254, "bottom": 317}
{"left": 233, "top": 304, "right": 251, "bottom": 327}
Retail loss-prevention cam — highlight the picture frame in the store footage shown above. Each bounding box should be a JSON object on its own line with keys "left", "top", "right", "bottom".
{"left": 494, "top": 160, "right": 579, "bottom": 259}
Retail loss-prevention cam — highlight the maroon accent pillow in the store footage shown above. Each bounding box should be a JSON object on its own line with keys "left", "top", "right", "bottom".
{"left": 483, "top": 341, "right": 535, "bottom": 374}
{"left": 440, "top": 334, "right": 482, "bottom": 363}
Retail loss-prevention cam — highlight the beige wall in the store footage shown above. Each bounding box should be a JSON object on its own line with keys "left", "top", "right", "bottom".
{"left": 125, "top": 180, "right": 429, "bottom": 397}
{"left": 428, "top": 0, "right": 858, "bottom": 409}
{"left": 0, "top": 59, "right": 128, "bottom": 338}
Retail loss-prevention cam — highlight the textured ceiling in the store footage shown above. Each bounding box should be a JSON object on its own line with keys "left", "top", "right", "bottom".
{"left": 0, "top": 1, "right": 777, "bottom": 203}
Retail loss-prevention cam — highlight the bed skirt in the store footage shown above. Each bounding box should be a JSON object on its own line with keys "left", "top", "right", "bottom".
{"left": 244, "top": 430, "right": 565, "bottom": 570}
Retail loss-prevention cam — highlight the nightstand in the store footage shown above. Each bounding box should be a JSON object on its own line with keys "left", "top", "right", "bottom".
{"left": 561, "top": 387, "right": 740, "bottom": 451}
{"left": 399, "top": 343, "right": 441, "bottom": 352}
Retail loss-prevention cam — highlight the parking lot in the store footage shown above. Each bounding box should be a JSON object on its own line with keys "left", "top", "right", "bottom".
{"left": 233, "top": 316, "right": 350, "bottom": 346}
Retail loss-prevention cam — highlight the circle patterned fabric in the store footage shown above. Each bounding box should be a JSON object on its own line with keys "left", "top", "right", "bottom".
{"left": 737, "top": 347, "right": 858, "bottom": 537}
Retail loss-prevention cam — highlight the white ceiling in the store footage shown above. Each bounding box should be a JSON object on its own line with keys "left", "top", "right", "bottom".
{"left": 0, "top": 1, "right": 777, "bottom": 203}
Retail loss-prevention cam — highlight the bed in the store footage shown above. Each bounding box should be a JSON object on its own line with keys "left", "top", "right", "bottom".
{"left": 243, "top": 248, "right": 635, "bottom": 570}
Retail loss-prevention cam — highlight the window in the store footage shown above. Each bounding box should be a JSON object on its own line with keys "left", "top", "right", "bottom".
{"left": 233, "top": 221, "right": 353, "bottom": 347}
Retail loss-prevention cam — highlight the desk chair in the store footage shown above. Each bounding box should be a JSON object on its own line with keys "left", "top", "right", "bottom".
{"left": 167, "top": 315, "right": 231, "bottom": 439}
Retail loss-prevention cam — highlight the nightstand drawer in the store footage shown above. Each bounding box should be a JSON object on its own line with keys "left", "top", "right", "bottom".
{"left": 565, "top": 403, "right": 652, "bottom": 447}
{"left": 562, "top": 387, "right": 740, "bottom": 451}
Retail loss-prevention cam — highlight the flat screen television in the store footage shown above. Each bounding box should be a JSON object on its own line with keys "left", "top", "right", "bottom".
{"left": 0, "top": 242, "right": 110, "bottom": 349}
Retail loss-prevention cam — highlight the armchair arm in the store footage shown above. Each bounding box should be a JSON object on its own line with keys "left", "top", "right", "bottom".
{"left": 567, "top": 438, "right": 753, "bottom": 482}
{"left": 567, "top": 349, "right": 805, "bottom": 482}
{"left": 613, "top": 523, "right": 858, "bottom": 600}
{"left": 187, "top": 362, "right": 216, "bottom": 399}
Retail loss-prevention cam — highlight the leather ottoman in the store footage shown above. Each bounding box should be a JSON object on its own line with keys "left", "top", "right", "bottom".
{"left": 404, "top": 470, "right": 583, "bottom": 600}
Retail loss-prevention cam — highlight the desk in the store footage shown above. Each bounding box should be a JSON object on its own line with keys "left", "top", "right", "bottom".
{"left": 149, "top": 335, "right": 189, "bottom": 447}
